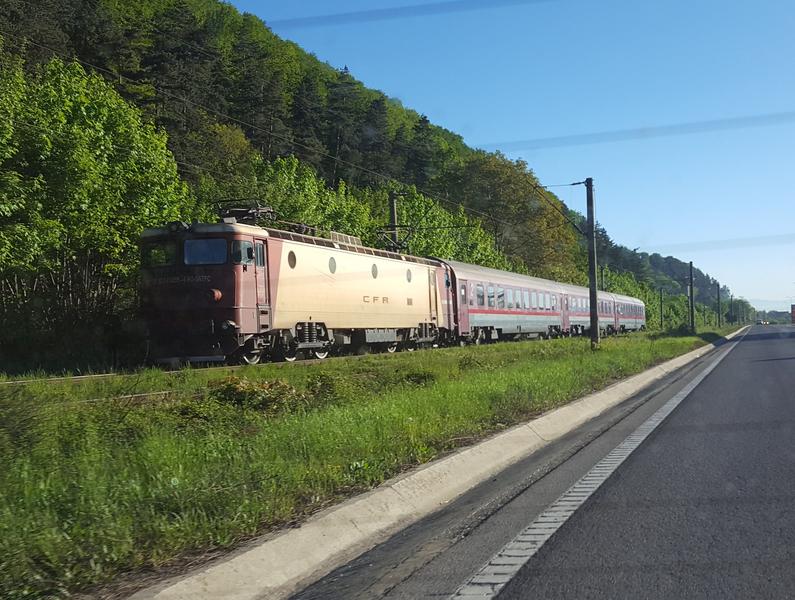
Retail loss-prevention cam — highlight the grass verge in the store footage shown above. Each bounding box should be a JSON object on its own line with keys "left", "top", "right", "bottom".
{"left": 0, "top": 327, "right": 737, "bottom": 598}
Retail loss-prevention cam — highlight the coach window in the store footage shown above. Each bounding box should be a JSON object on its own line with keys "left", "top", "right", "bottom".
{"left": 552, "top": 294, "right": 557, "bottom": 310}
{"left": 371, "top": 264, "right": 378, "bottom": 279}
{"left": 523, "top": 290, "right": 530, "bottom": 310}
{"left": 406, "top": 269, "right": 412, "bottom": 282}
{"left": 287, "top": 250, "right": 297, "bottom": 269}
{"left": 255, "top": 242, "right": 265, "bottom": 267}
{"left": 460, "top": 284, "right": 467, "bottom": 303}
{"left": 477, "top": 284, "right": 485, "bottom": 306}
{"left": 545, "top": 293, "right": 551, "bottom": 310}
{"left": 497, "top": 287, "right": 505, "bottom": 309}
{"left": 506, "top": 289, "right": 514, "bottom": 309}
{"left": 487, "top": 286, "right": 495, "bottom": 307}
{"left": 531, "top": 291, "right": 538, "bottom": 309}
{"left": 328, "top": 256, "right": 337, "bottom": 273}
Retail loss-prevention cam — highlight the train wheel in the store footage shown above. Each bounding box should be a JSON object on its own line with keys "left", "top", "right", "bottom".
{"left": 313, "top": 349, "right": 329, "bottom": 360}
{"left": 237, "top": 350, "right": 262, "bottom": 365}
{"left": 274, "top": 347, "right": 299, "bottom": 362}
{"left": 385, "top": 343, "right": 398, "bottom": 353}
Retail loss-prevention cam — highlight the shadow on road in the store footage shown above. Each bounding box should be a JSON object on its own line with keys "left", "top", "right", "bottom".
{"left": 751, "top": 356, "right": 795, "bottom": 363}
{"left": 739, "top": 330, "right": 795, "bottom": 343}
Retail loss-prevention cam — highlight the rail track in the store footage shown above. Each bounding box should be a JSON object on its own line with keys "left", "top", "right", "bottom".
{"left": 0, "top": 330, "right": 618, "bottom": 389}
{"left": 0, "top": 349, "right": 391, "bottom": 388}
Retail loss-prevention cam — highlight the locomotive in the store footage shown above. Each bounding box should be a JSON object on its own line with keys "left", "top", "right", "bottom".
{"left": 139, "top": 217, "right": 646, "bottom": 365}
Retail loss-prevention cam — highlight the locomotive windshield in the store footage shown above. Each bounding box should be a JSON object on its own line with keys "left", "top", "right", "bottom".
{"left": 141, "top": 241, "right": 177, "bottom": 267}
{"left": 183, "top": 238, "right": 227, "bottom": 265}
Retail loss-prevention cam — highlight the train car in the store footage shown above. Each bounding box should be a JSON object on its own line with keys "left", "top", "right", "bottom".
{"left": 139, "top": 220, "right": 454, "bottom": 364}
{"left": 443, "top": 262, "right": 646, "bottom": 340}
{"left": 139, "top": 218, "right": 646, "bottom": 364}
{"left": 613, "top": 292, "right": 646, "bottom": 332}
{"left": 442, "top": 260, "right": 565, "bottom": 341}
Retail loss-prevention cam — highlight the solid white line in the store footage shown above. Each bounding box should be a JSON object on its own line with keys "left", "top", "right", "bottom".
{"left": 450, "top": 331, "right": 746, "bottom": 599}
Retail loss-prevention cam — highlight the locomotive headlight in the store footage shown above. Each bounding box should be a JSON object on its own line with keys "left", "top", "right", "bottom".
{"left": 207, "top": 288, "right": 223, "bottom": 303}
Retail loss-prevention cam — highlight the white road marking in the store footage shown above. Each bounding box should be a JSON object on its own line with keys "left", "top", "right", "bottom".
{"left": 450, "top": 332, "right": 746, "bottom": 599}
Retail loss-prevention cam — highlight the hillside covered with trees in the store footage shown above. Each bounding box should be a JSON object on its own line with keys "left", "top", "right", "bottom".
{"left": 0, "top": 0, "right": 753, "bottom": 371}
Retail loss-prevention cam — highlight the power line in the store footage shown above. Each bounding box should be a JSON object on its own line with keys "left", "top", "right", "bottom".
{"left": 267, "top": 0, "right": 554, "bottom": 29}
{"left": 541, "top": 182, "right": 585, "bottom": 188}
{"left": 528, "top": 182, "right": 584, "bottom": 236}
{"left": 480, "top": 111, "right": 795, "bottom": 151}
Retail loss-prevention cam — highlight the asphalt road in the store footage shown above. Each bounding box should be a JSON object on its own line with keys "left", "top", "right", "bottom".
{"left": 293, "top": 325, "right": 795, "bottom": 600}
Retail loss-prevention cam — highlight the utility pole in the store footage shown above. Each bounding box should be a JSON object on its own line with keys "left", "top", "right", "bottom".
{"left": 716, "top": 282, "right": 721, "bottom": 328}
{"left": 600, "top": 264, "right": 606, "bottom": 291}
{"left": 688, "top": 261, "right": 696, "bottom": 333}
{"left": 730, "top": 294, "right": 734, "bottom": 323}
{"left": 586, "top": 178, "right": 599, "bottom": 349}
{"left": 388, "top": 191, "right": 400, "bottom": 251}
{"left": 659, "top": 288, "right": 664, "bottom": 330}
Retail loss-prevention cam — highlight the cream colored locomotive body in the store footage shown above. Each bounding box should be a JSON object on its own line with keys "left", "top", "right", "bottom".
{"left": 269, "top": 237, "right": 448, "bottom": 331}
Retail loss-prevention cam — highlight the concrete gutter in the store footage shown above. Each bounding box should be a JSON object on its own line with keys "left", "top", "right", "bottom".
{"left": 131, "top": 327, "right": 748, "bottom": 600}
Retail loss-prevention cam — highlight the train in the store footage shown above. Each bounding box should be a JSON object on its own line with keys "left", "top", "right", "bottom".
{"left": 139, "top": 218, "right": 646, "bottom": 365}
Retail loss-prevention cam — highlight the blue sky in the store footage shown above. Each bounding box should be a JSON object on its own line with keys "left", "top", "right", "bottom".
{"left": 232, "top": 0, "right": 795, "bottom": 311}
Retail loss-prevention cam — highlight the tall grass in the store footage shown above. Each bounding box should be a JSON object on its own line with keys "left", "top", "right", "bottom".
{"left": 0, "top": 329, "right": 734, "bottom": 598}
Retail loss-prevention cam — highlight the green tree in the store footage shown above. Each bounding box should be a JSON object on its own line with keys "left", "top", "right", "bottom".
{"left": 0, "top": 52, "right": 195, "bottom": 366}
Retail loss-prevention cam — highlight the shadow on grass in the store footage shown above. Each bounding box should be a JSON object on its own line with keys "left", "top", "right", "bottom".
{"left": 647, "top": 326, "right": 731, "bottom": 347}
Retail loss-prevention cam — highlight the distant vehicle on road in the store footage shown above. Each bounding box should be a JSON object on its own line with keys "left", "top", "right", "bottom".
{"left": 139, "top": 219, "right": 646, "bottom": 364}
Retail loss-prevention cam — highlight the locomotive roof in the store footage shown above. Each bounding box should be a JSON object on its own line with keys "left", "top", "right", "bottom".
{"left": 141, "top": 223, "right": 441, "bottom": 267}
{"left": 141, "top": 223, "right": 266, "bottom": 237}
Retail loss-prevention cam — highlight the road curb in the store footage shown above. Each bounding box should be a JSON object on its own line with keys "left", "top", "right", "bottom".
{"left": 130, "top": 327, "right": 748, "bottom": 600}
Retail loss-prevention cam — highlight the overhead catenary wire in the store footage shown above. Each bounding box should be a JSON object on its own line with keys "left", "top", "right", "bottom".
{"left": 528, "top": 181, "right": 585, "bottom": 236}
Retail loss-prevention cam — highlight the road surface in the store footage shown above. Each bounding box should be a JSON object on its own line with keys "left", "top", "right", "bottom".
{"left": 292, "top": 325, "right": 795, "bottom": 599}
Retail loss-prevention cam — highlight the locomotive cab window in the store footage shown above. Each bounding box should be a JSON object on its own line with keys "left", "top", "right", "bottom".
{"left": 232, "top": 240, "right": 254, "bottom": 265}
{"left": 142, "top": 241, "right": 176, "bottom": 267}
{"left": 184, "top": 238, "right": 227, "bottom": 265}
{"left": 255, "top": 242, "right": 265, "bottom": 267}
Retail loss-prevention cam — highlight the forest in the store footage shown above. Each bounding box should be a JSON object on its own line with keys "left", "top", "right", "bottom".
{"left": 0, "top": 0, "right": 754, "bottom": 371}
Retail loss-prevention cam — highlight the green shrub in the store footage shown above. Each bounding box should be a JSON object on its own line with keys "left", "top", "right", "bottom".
{"left": 208, "top": 376, "right": 307, "bottom": 415}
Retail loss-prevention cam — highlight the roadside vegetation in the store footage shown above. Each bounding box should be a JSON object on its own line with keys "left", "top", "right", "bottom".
{"left": 0, "top": 327, "right": 736, "bottom": 598}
